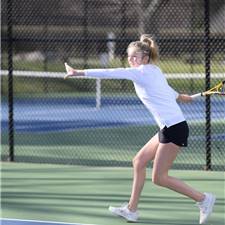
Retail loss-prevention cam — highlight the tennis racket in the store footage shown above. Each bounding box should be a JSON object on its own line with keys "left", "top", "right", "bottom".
{"left": 191, "top": 80, "right": 225, "bottom": 99}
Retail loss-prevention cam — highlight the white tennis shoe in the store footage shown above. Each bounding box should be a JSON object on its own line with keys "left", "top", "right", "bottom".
{"left": 109, "top": 203, "right": 138, "bottom": 222}
{"left": 197, "top": 193, "right": 216, "bottom": 224}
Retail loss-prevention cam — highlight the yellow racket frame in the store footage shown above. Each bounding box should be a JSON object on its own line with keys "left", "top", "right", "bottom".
{"left": 203, "top": 80, "right": 225, "bottom": 96}
{"left": 191, "top": 80, "right": 225, "bottom": 99}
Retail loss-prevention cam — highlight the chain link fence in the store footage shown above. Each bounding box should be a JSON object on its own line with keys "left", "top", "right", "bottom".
{"left": 1, "top": 0, "right": 225, "bottom": 170}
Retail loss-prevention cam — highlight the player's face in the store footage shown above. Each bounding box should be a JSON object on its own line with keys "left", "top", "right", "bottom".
{"left": 127, "top": 49, "right": 147, "bottom": 67}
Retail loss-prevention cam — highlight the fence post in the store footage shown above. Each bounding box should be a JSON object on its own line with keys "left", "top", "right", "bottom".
{"left": 204, "top": 0, "right": 211, "bottom": 170}
{"left": 120, "top": 0, "right": 127, "bottom": 90}
{"left": 7, "top": 0, "right": 14, "bottom": 161}
{"left": 83, "top": 0, "right": 88, "bottom": 69}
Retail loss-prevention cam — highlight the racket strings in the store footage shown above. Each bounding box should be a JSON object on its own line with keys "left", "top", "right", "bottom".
{"left": 220, "top": 82, "right": 225, "bottom": 94}
{"left": 215, "top": 81, "right": 225, "bottom": 95}
{"left": 206, "top": 80, "right": 225, "bottom": 95}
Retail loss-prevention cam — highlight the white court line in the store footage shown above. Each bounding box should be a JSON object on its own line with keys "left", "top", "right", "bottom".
{"left": 0, "top": 218, "right": 96, "bottom": 225}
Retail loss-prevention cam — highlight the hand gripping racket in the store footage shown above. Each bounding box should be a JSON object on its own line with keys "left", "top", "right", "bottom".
{"left": 191, "top": 80, "right": 225, "bottom": 99}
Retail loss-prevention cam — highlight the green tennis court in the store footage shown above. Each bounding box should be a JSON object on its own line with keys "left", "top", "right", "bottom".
{"left": 1, "top": 162, "right": 224, "bottom": 225}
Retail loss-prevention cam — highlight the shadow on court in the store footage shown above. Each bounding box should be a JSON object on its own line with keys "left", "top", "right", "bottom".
{"left": 1, "top": 162, "right": 224, "bottom": 225}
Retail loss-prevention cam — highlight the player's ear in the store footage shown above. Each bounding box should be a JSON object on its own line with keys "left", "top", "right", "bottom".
{"left": 143, "top": 55, "right": 149, "bottom": 63}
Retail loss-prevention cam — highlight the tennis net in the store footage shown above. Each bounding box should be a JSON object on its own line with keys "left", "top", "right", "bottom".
{"left": 1, "top": 70, "right": 224, "bottom": 108}
{"left": 1, "top": 70, "right": 224, "bottom": 170}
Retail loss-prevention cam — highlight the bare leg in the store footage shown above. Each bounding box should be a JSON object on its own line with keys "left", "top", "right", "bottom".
{"left": 152, "top": 143, "right": 205, "bottom": 202}
{"left": 128, "top": 134, "right": 159, "bottom": 211}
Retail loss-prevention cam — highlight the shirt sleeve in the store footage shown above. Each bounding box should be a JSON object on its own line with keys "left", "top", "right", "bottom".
{"left": 168, "top": 85, "right": 179, "bottom": 99}
{"left": 84, "top": 67, "right": 139, "bottom": 81}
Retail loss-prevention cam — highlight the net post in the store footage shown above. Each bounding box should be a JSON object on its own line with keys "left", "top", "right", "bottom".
{"left": 96, "top": 79, "right": 101, "bottom": 110}
{"left": 7, "top": 0, "right": 14, "bottom": 162}
{"left": 204, "top": 0, "right": 211, "bottom": 171}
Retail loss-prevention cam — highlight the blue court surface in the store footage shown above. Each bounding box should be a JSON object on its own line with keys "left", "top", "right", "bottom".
{"left": 0, "top": 219, "right": 95, "bottom": 225}
{"left": 1, "top": 96, "right": 225, "bottom": 133}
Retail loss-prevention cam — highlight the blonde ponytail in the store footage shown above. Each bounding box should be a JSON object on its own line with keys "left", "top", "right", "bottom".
{"left": 140, "top": 34, "right": 158, "bottom": 63}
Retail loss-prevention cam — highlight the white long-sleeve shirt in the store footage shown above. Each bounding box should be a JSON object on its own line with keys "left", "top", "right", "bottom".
{"left": 84, "top": 64, "right": 185, "bottom": 129}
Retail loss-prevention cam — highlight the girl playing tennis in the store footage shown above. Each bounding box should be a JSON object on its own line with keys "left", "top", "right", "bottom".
{"left": 64, "top": 34, "right": 215, "bottom": 224}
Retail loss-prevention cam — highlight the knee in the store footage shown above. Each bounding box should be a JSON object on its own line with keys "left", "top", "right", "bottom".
{"left": 152, "top": 173, "right": 167, "bottom": 187}
{"left": 132, "top": 157, "right": 146, "bottom": 171}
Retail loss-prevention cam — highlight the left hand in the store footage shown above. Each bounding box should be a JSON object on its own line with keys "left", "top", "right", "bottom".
{"left": 64, "top": 63, "right": 77, "bottom": 79}
{"left": 64, "top": 63, "right": 85, "bottom": 79}
{"left": 64, "top": 63, "right": 75, "bottom": 79}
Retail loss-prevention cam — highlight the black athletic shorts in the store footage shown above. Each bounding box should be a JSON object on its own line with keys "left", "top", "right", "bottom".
{"left": 158, "top": 121, "right": 189, "bottom": 147}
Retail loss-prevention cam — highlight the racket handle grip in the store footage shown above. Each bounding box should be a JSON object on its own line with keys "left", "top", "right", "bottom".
{"left": 191, "top": 93, "right": 202, "bottom": 99}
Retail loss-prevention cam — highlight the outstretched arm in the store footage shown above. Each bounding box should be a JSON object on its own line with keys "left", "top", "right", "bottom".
{"left": 64, "top": 63, "right": 139, "bottom": 80}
